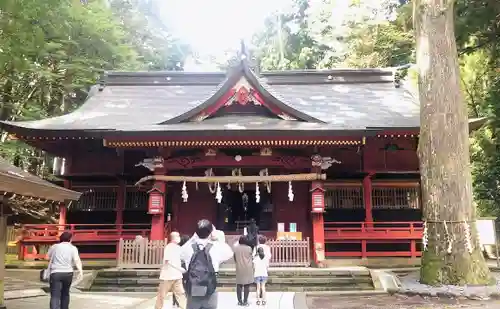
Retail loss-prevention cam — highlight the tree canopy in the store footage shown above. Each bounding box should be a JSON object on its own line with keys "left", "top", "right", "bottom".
{"left": 0, "top": 0, "right": 188, "bottom": 219}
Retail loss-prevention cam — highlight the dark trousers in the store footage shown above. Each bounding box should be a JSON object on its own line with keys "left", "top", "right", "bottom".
{"left": 236, "top": 284, "right": 250, "bottom": 303}
{"left": 49, "top": 272, "right": 73, "bottom": 309}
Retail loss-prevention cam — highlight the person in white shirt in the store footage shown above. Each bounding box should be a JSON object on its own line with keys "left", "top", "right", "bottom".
{"left": 180, "top": 219, "right": 233, "bottom": 309}
{"left": 155, "top": 232, "right": 186, "bottom": 309}
{"left": 253, "top": 246, "right": 270, "bottom": 306}
{"left": 257, "top": 235, "right": 272, "bottom": 260}
{"left": 47, "top": 231, "right": 83, "bottom": 309}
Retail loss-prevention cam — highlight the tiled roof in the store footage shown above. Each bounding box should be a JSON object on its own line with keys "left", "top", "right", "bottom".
{"left": 0, "top": 62, "right": 419, "bottom": 134}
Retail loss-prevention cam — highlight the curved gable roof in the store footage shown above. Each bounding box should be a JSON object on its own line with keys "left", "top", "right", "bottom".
{"left": 161, "top": 60, "right": 324, "bottom": 124}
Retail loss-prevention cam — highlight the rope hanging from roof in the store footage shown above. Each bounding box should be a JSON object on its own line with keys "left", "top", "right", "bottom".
{"left": 181, "top": 181, "right": 188, "bottom": 203}
{"left": 232, "top": 168, "right": 244, "bottom": 193}
{"left": 259, "top": 168, "right": 271, "bottom": 193}
{"left": 205, "top": 168, "right": 216, "bottom": 194}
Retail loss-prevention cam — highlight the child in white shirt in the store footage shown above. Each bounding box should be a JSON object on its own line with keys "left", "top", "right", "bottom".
{"left": 253, "top": 247, "right": 269, "bottom": 306}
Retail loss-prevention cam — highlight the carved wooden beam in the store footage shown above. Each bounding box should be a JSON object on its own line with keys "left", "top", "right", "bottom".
{"left": 163, "top": 154, "right": 311, "bottom": 170}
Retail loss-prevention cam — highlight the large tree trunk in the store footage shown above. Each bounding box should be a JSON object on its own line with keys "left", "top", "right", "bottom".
{"left": 414, "top": 0, "right": 491, "bottom": 285}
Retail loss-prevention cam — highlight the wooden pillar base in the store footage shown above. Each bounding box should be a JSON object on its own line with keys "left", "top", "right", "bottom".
{"left": 311, "top": 213, "right": 325, "bottom": 266}
{"left": 150, "top": 215, "right": 165, "bottom": 240}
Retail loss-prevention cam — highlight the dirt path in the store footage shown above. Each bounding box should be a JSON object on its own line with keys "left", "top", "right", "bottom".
{"left": 307, "top": 295, "right": 500, "bottom": 309}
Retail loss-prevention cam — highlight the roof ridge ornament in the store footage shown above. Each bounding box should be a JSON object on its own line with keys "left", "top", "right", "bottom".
{"left": 239, "top": 40, "right": 249, "bottom": 63}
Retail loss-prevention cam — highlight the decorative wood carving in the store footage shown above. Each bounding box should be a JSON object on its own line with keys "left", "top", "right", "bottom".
{"left": 165, "top": 156, "right": 205, "bottom": 168}
{"left": 163, "top": 154, "right": 311, "bottom": 170}
{"left": 260, "top": 148, "right": 272, "bottom": 156}
{"left": 205, "top": 149, "right": 217, "bottom": 156}
{"left": 236, "top": 86, "right": 251, "bottom": 105}
{"left": 270, "top": 156, "right": 311, "bottom": 168}
{"left": 311, "top": 154, "right": 341, "bottom": 170}
{"left": 187, "top": 76, "right": 296, "bottom": 121}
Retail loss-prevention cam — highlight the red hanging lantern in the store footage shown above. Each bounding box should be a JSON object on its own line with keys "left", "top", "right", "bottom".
{"left": 148, "top": 187, "right": 164, "bottom": 215}
{"left": 310, "top": 182, "right": 325, "bottom": 213}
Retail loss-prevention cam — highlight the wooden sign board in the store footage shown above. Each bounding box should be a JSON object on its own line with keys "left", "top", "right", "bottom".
{"left": 311, "top": 190, "right": 325, "bottom": 213}
{"left": 148, "top": 193, "right": 164, "bottom": 215}
{"left": 277, "top": 231, "right": 302, "bottom": 240}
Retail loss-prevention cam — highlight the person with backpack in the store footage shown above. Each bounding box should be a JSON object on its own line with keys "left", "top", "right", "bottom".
{"left": 180, "top": 219, "right": 233, "bottom": 309}
{"left": 155, "top": 231, "right": 186, "bottom": 309}
{"left": 233, "top": 235, "right": 254, "bottom": 306}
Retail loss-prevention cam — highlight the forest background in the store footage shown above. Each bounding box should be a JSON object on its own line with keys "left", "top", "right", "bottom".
{"left": 0, "top": 0, "right": 498, "bottom": 220}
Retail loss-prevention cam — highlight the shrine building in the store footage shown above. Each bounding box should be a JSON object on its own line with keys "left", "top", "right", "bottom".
{"left": 1, "top": 49, "right": 485, "bottom": 264}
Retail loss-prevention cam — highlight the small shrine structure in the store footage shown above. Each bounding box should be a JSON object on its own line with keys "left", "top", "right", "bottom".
{"left": 0, "top": 157, "right": 80, "bottom": 309}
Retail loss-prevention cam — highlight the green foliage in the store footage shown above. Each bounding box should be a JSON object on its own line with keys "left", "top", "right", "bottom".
{"left": 252, "top": 0, "right": 329, "bottom": 70}
{"left": 0, "top": 0, "right": 188, "bottom": 178}
{"left": 253, "top": 0, "right": 414, "bottom": 70}
{"left": 455, "top": 0, "right": 500, "bottom": 217}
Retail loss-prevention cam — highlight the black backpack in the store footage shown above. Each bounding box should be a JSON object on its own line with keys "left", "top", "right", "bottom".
{"left": 186, "top": 243, "right": 217, "bottom": 297}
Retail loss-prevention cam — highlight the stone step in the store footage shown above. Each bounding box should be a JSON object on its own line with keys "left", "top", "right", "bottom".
{"left": 97, "top": 268, "right": 370, "bottom": 279}
{"left": 92, "top": 276, "right": 372, "bottom": 287}
{"left": 88, "top": 284, "right": 373, "bottom": 293}
{"left": 87, "top": 267, "right": 374, "bottom": 293}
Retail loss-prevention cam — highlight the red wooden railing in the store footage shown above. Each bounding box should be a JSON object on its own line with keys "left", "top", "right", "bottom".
{"left": 324, "top": 221, "right": 423, "bottom": 258}
{"left": 21, "top": 223, "right": 152, "bottom": 242}
{"left": 17, "top": 223, "right": 169, "bottom": 260}
{"left": 15, "top": 221, "right": 424, "bottom": 261}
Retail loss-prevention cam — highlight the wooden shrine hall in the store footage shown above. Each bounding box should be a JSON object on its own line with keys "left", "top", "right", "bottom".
{"left": 0, "top": 47, "right": 486, "bottom": 264}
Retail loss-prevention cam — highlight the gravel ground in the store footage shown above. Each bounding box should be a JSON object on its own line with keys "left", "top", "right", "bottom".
{"left": 307, "top": 294, "right": 500, "bottom": 309}
{"left": 397, "top": 271, "right": 500, "bottom": 299}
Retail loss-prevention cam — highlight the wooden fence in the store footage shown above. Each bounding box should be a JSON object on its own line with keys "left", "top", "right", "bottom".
{"left": 7, "top": 226, "right": 18, "bottom": 254}
{"left": 117, "top": 237, "right": 310, "bottom": 269}
{"left": 268, "top": 238, "right": 310, "bottom": 267}
{"left": 118, "top": 238, "right": 166, "bottom": 268}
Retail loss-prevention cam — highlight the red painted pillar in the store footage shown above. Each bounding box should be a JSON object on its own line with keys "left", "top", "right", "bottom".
{"left": 149, "top": 157, "right": 166, "bottom": 241}
{"left": 310, "top": 181, "right": 326, "bottom": 267}
{"left": 58, "top": 180, "right": 70, "bottom": 230}
{"left": 58, "top": 205, "right": 67, "bottom": 227}
{"left": 363, "top": 174, "right": 373, "bottom": 223}
{"left": 115, "top": 180, "right": 125, "bottom": 233}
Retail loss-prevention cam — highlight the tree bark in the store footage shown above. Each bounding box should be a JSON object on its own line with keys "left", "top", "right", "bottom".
{"left": 414, "top": 0, "right": 491, "bottom": 285}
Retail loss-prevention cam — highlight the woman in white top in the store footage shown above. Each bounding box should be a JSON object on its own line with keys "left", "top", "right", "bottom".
{"left": 253, "top": 247, "right": 269, "bottom": 306}
{"left": 47, "top": 231, "right": 83, "bottom": 309}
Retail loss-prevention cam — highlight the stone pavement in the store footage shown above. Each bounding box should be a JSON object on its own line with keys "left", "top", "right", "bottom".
{"left": 136, "top": 292, "right": 297, "bottom": 309}
{"left": 4, "top": 292, "right": 153, "bottom": 309}
{"left": 4, "top": 269, "right": 47, "bottom": 291}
